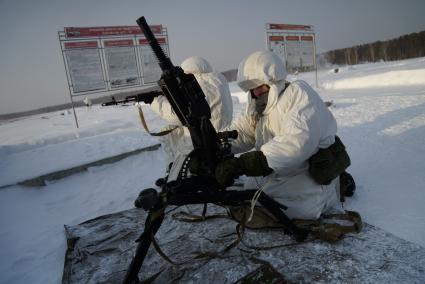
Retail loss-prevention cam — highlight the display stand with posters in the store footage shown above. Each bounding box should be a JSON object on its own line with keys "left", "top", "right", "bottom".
{"left": 266, "top": 23, "right": 318, "bottom": 87}
{"left": 58, "top": 25, "right": 169, "bottom": 128}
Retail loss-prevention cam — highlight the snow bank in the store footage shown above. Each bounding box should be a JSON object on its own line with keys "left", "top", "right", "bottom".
{"left": 323, "top": 66, "right": 425, "bottom": 90}
{"left": 0, "top": 105, "right": 166, "bottom": 187}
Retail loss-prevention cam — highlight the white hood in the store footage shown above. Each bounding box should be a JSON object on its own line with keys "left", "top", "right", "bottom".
{"left": 180, "top": 56, "right": 233, "bottom": 130}
{"left": 181, "top": 56, "right": 213, "bottom": 74}
{"left": 151, "top": 56, "right": 233, "bottom": 165}
{"left": 237, "top": 51, "right": 287, "bottom": 92}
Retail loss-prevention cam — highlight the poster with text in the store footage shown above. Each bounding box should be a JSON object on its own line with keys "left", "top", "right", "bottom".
{"left": 300, "top": 36, "right": 314, "bottom": 68}
{"left": 285, "top": 36, "right": 301, "bottom": 71}
{"left": 269, "top": 36, "right": 286, "bottom": 63}
{"left": 138, "top": 38, "right": 168, "bottom": 84}
{"left": 104, "top": 39, "right": 140, "bottom": 88}
{"left": 64, "top": 41, "right": 106, "bottom": 93}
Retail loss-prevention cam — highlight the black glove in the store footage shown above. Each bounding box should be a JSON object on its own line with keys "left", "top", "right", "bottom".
{"left": 138, "top": 92, "right": 157, "bottom": 104}
{"left": 128, "top": 91, "right": 162, "bottom": 105}
{"left": 215, "top": 151, "right": 273, "bottom": 188}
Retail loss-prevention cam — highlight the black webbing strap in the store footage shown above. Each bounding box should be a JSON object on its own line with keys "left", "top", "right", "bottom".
{"left": 172, "top": 211, "right": 230, "bottom": 222}
{"left": 257, "top": 193, "right": 308, "bottom": 242}
{"left": 140, "top": 189, "right": 306, "bottom": 269}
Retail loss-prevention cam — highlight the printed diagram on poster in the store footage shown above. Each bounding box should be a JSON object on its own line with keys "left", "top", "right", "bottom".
{"left": 285, "top": 36, "right": 302, "bottom": 71}
{"left": 266, "top": 24, "right": 316, "bottom": 73}
{"left": 268, "top": 36, "right": 285, "bottom": 60}
{"left": 104, "top": 39, "right": 140, "bottom": 88}
{"left": 139, "top": 38, "right": 169, "bottom": 84}
{"left": 59, "top": 25, "right": 169, "bottom": 96}
{"left": 64, "top": 41, "right": 106, "bottom": 93}
{"left": 300, "top": 36, "right": 314, "bottom": 67}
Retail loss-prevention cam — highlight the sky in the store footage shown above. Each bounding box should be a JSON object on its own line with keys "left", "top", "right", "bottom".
{"left": 1, "top": 0, "right": 425, "bottom": 115}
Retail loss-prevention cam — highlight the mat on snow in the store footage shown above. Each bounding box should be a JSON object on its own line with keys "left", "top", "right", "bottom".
{"left": 63, "top": 205, "right": 425, "bottom": 283}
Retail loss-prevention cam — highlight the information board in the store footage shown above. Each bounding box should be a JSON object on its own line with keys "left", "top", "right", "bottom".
{"left": 58, "top": 24, "right": 170, "bottom": 128}
{"left": 64, "top": 41, "right": 106, "bottom": 93}
{"left": 59, "top": 24, "right": 169, "bottom": 96}
{"left": 266, "top": 23, "right": 316, "bottom": 73}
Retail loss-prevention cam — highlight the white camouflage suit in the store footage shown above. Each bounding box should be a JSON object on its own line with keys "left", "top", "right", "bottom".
{"left": 150, "top": 56, "right": 233, "bottom": 177}
{"left": 231, "top": 51, "right": 339, "bottom": 219}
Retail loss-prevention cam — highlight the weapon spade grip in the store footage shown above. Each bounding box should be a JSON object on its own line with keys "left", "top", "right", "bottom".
{"left": 136, "top": 16, "right": 173, "bottom": 71}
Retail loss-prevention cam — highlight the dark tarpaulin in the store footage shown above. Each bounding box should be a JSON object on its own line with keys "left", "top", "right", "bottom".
{"left": 63, "top": 205, "right": 425, "bottom": 283}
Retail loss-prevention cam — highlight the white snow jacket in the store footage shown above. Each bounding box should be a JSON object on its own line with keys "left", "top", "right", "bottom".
{"left": 231, "top": 51, "right": 339, "bottom": 219}
{"left": 150, "top": 56, "right": 233, "bottom": 166}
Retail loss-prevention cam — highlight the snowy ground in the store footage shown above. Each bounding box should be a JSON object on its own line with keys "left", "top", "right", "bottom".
{"left": 1, "top": 57, "right": 425, "bottom": 283}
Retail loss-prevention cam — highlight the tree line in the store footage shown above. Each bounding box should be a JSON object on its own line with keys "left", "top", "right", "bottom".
{"left": 324, "top": 30, "right": 425, "bottom": 65}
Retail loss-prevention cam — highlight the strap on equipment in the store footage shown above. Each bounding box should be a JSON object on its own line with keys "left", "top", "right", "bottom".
{"left": 137, "top": 104, "right": 178, "bottom": 136}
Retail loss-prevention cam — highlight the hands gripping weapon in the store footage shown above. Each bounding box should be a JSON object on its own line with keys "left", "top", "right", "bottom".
{"left": 122, "top": 16, "right": 307, "bottom": 284}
